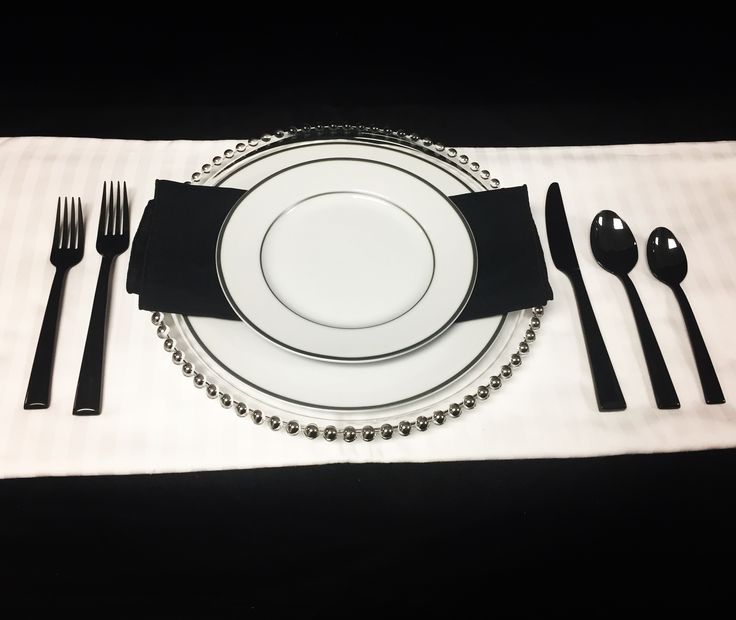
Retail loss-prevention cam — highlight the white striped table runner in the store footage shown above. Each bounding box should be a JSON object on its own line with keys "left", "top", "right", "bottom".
{"left": 0, "top": 137, "right": 734, "bottom": 479}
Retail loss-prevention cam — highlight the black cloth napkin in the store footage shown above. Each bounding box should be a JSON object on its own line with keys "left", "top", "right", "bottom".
{"left": 127, "top": 180, "right": 552, "bottom": 321}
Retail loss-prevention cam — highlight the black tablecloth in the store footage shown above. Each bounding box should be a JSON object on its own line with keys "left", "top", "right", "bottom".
{"left": 2, "top": 16, "right": 734, "bottom": 603}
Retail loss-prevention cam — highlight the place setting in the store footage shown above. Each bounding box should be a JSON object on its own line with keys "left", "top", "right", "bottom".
{"left": 4, "top": 125, "right": 733, "bottom": 472}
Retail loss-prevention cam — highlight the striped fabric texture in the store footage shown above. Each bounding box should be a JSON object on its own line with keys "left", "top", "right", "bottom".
{"left": 0, "top": 137, "right": 734, "bottom": 479}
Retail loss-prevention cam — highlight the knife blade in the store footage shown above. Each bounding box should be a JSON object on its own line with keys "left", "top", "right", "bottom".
{"left": 545, "top": 182, "right": 626, "bottom": 412}
{"left": 546, "top": 182, "right": 581, "bottom": 273}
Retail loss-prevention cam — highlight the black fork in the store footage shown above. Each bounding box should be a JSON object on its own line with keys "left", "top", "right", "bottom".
{"left": 73, "top": 182, "right": 129, "bottom": 416}
{"left": 24, "top": 198, "right": 85, "bottom": 409}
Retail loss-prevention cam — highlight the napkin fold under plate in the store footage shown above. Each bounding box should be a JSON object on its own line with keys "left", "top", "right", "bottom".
{"left": 127, "top": 180, "right": 552, "bottom": 322}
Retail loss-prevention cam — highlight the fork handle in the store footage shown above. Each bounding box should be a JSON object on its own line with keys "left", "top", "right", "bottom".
{"left": 73, "top": 256, "right": 114, "bottom": 416}
{"left": 24, "top": 268, "right": 68, "bottom": 409}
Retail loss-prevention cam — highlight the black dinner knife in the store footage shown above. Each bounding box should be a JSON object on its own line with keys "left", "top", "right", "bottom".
{"left": 545, "top": 183, "right": 626, "bottom": 412}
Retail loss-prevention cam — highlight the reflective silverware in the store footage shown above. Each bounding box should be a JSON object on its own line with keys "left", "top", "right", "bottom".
{"left": 590, "top": 210, "right": 679, "bottom": 410}
{"left": 647, "top": 227, "right": 725, "bottom": 404}
{"left": 73, "top": 182, "right": 129, "bottom": 416}
{"left": 545, "top": 183, "right": 625, "bottom": 412}
{"left": 24, "top": 198, "right": 85, "bottom": 409}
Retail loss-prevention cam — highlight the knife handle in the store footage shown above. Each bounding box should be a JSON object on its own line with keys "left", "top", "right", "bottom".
{"left": 567, "top": 270, "right": 627, "bottom": 412}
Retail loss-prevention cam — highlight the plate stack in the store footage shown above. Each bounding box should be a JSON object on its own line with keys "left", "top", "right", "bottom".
{"left": 155, "top": 127, "right": 538, "bottom": 441}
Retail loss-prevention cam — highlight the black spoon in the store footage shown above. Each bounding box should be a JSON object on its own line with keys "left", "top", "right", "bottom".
{"left": 647, "top": 227, "right": 725, "bottom": 404}
{"left": 590, "top": 211, "right": 680, "bottom": 409}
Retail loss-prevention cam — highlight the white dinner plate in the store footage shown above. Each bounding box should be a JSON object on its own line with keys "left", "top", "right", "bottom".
{"left": 216, "top": 157, "right": 477, "bottom": 361}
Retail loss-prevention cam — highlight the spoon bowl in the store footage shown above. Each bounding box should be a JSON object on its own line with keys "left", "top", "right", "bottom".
{"left": 647, "top": 227, "right": 688, "bottom": 286}
{"left": 590, "top": 209, "right": 639, "bottom": 275}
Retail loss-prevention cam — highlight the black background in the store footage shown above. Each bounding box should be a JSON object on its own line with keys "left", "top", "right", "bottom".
{"left": 1, "top": 15, "right": 735, "bottom": 608}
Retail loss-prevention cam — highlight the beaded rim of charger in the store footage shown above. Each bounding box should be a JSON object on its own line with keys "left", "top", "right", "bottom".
{"left": 152, "top": 308, "right": 543, "bottom": 441}
{"left": 150, "top": 125, "right": 546, "bottom": 441}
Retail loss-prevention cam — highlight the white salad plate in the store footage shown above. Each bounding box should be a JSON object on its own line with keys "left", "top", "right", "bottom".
{"left": 216, "top": 157, "right": 476, "bottom": 361}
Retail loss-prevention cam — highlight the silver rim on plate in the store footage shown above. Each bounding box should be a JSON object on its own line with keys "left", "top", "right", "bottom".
{"left": 148, "top": 124, "right": 547, "bottom": 441}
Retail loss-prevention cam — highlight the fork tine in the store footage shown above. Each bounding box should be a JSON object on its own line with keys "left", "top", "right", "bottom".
{"left": 78, "top": 199, "right": 84, "bottom": 249}
{"left": 70, "top": 198, "right": 77, "bottom": 249}
{"left": 107, "top": 180, "right": 115, "bottom": 235}
{"left": 122, "top": 182, "right": 129, "bottom": 236}
{"left": 53, "top": 197, "right": 61, "bottom": 249}
{"left": 62, "top": 198, "right": 70, "bottom": 249}
{"left": 98, "top": 182, "right": 107, "bottom": 239}
{"left": 116, "top": 181, "right": 122, "bottom": 235}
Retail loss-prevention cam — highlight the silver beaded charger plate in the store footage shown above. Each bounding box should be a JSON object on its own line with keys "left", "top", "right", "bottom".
{"left": 155, "top": 126, "right": 544, "bottom": 441}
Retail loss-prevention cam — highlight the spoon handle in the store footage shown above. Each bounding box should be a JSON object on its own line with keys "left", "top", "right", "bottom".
{"left": 620, "top": 275, "right": 680, "bottom": 409}
{"left": 672, "top": 284, "right": 725, "bottom": 404}
{"left": 567, "top": 271, "right": 627, "bottom": 411}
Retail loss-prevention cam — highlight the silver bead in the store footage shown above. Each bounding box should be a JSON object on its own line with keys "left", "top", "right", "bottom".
{"left": 416, "top": 415, "right": 429, "bottom": 431}
{"left": 220, "top": 393, "right": 232, "bottom": 408}
{"left": 433, "top": 410, "right": 446, "bottom": 425}
{"left": 519, "top": 341, "right": 530, "bottom": 355}
{"left": 459, "top": 154, "right": 469, "bottom": 164}
{"left": 182, "top": 362, "right": 194, "bottom": 377}
{"left": 530, "top": 316, "right": 541, "bottom": 330}
{"left": 362, "top": 425, "right": 375, "bottom": 442}
{"left": 286, "top": 420, "right": 300, "bottom": 435}
{"left": 449, "top": 403, "right": 462, "bottom": 417}
{"left": 525, "top": 329, "right": 536, "bottom": 342}
{"left": 172, "top": 350, "right": 184, "bottom": 365}
{"left": 304, "top": 423, "right": 319, "bottom": 439}
{"left": 213, "top": 156, "right": 223, "bottom": 165}
{"left": 490, "top": 178, "right": 500, "bottom": 188}
{"left": 206, "top": 384, "right": 218, "bottom": 399}
{"left": 470, "top": 161, "right": 480, "bottom": 171}
{"left": 533, "top": 306, "right": 545, "bottom": 317}
{"left": 323, "top": 426, "right": 338, "bottom": 442}
{"left": 398, "top": 421, "right": 412, "bottom": 436}
{"left": 235, "top": 402, "right": 248, "bottom": 417}
{"left": 343, "top": 426, "right": 357, "bottom": 442}
{"left": 480, "top": 169, "right": 490, "bottom": 179}
{"left": 269, "top": 416, "right": 282, "bottom": 431}
{"left": 163, "top": 337, "right": 174, "bottom": 352}
{"left": 463, "top": 395, "right": 476, "bottom": 410}
{"left": 490, "top": 376, "right": 502, "bottom": 390}
{"left": 224, "top": 149, "right": 234, "bottom": 158}
{"left": 151, "top": 311, "right": 162, "bottom": 325}
{"left": 251, "top": 409, "right": 263, "bottom": 424}
{"left": 193, "top": 373, "right": 205, "bottom": 388}
{"left": 447, "top": 148, "right": 457, "bottom": 157}
{"left": 435, "top": 144, "right": 445, "bottom": 151}
{"left": 156, "top": 325, "right": 168, "bottom": 339}
{"left": 510, "top": 353, "right": 522, "bottom": 367}
{"left": 235, "top": 142, "right": 246, "bottom": 152}
{"left": 248, "top": 138, "right": 259, "bottom": 146}
{"left": 477, "top": 385, "right": 490, "bottom": 400}
{"left": 380, "top": 424, "right": 394, "bottom": 440}
{"left": 202, "top": 163, "right": 211, "bottom": 173}
{"left": 501, "top": 365, "right": 512, "bottom": 379}
{"left": 191, "top": 172, "right": 201, "bottom": 182}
